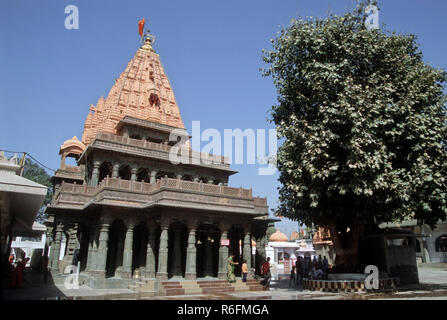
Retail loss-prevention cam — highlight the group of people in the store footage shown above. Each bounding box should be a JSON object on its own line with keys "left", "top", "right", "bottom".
{"left": 227, "top": 254, "right": 272, "bottom": 288}
{"left": 290, "top": 255, "right": 330, "bottom": 286}
{"left": 227, "top": 255, "right": 251, "bottom": 283}
{"left": 227, "top": 254, "right": 330, "bottom": 289}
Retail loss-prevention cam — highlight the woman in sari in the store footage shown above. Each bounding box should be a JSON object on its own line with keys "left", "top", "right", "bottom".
{"left": 227, "top": 254, "right": 238, "bottom": 283}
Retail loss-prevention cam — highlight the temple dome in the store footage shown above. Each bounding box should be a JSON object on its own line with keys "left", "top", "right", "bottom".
{"left": 59, "top": 136, "right": 86, "bottom": 156}
{"left": 290, "top": 230, "right": 300, "bottom": 241}
{"left": 81, "top": 36, "right": 186, "bottom": 145}
{"left": 269, "top": 230, "right": 288, "bottom": 242}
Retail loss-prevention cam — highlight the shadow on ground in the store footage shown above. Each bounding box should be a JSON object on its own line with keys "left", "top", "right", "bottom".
{"left": 2, "top": 267, "right": 67, "bottom": 300}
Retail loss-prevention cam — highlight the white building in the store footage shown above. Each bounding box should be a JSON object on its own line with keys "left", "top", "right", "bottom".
{"left": 10, "top": 221, "right": 47, "bottom": 268}
{"left": 380, "top": 220, "right": 447, "bottom": 264}
{"left": 266, "top": 230, "right": 316, "bottom": 278}
{"left": 0, "top": 152, "right": 47, "bottom": 264}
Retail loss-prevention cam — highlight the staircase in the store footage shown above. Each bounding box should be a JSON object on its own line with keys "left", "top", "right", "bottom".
{"left": 127, "top": 279, "right": 157, "bottom": 298}
{"left": 158, "top": 278, "right": 267, "bottom": 296}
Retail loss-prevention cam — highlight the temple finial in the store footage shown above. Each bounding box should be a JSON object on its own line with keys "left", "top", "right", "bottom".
{"left": 138, "top": 18, "right": 156, "bottom": 52}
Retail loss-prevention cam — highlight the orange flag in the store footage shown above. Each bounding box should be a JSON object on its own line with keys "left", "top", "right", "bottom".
{"left": 138, "top": 18, "right": 145, "bottom": 37}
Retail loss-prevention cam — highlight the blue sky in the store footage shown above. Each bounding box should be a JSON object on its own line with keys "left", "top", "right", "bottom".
{"left": 1, "top": 0, "right": 446, "bottom": 238}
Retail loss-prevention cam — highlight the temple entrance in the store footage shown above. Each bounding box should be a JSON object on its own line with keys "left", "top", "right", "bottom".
{"left": 106, "top": 220, "right": 126, "bottom": 277}
{"left": 132, "top": 222, "right": 148, "bottom": 275}
{"left": 196, "top": 224, "right": 220, "bottom": 278}
{"left": 167, "top": 222, "right": 187, "bottom": 278}
{"left": 78, "top": 223, "right": 90, "bottom": 272}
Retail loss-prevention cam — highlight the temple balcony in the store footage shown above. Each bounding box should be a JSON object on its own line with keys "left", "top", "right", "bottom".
{"left": 80, "top": 132, "right": 234, "bottom": 172}
{"left": 49, "top": 176, "right": 268, "bottom": 216}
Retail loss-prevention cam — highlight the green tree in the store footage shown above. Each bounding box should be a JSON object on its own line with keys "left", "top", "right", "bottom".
{"left": 262, "top": 1, "right": 447, "bottom": 268}
{"left": 22, "top": 157, "right": 53, "bottom": 223}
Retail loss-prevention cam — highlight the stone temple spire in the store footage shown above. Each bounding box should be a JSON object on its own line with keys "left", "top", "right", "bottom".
{"left": 81, "top": 30, "right": 186, "bottom": 145}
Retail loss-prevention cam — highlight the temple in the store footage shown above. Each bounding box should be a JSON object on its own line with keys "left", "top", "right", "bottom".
{"left": 45, "top": 31, "right": 271, "bottom": 289}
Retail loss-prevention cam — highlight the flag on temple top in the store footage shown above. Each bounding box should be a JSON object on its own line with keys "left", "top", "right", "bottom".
{"left": 138, "top": 18, "right": 145, "bottom": 37}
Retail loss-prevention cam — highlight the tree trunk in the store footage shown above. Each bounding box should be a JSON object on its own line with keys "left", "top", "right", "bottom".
{"left": 329, "top": 223, "right": 362, "bottom": 272}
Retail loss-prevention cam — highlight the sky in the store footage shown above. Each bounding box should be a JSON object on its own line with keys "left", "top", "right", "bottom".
{"left": 1, "top": 0, "right": 447, "bottom": 238}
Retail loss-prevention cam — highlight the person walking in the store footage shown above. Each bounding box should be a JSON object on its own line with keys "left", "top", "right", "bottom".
{"left": 227, "top": 254, "right": 238, "bottom": 283}
{"left": 8, "top": 255, "right": 17, "bottom": 289}
{"left": 261, "top": 257, "right": 271, "bottom": 289}
{"left": 241, "top": 259, "right": 248, "bottom": 282}
{"left": 16, "top": 257, "right": 29, "bottom": 288}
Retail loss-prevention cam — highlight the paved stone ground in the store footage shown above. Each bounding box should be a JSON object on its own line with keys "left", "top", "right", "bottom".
{"left": 3, "top": 265, "right": 447, "bottom": 300}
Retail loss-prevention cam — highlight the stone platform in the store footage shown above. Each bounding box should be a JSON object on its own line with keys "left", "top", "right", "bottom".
{"left": 303, "top": 278, "right": 400, "bottom": 293}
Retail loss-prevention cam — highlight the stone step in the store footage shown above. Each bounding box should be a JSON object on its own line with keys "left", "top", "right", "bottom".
{"left": 183, "top": 288, "right": 203, "bottom": 294}
{"left": 163, "top": 289, "right": 186, "bottom": 296}
{"left": 136, "top": 291, "right": 156, "bottom": 298}
{"left": 248, "top": 285, "right": 267, "bottom": 291}
{"left": 233, "top": 286, "right": 250, "bottom": 292}
{"left": 162, "top": 283, "right": 183, "bottom": 287}
{"left": 198, "top": 282, "right": 231, "bottom": 287}
{"left": 156, "top": 279, "right": 263, "bottom": 296}
{"left": 202, "top": 287, "right": 235, "bottom": 294}
{"left": 196, "top": 280, "right": 227, "bottom": 284}
{"left": 161, "top": 281, "right": 181, "bottom": 285}
{"left": 181, "top": 283, "right": 201, "bottom": 288}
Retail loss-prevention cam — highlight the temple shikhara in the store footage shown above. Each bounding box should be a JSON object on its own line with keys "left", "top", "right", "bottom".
{"left": 45, "top": 26, "right": 271, "bottom": 290}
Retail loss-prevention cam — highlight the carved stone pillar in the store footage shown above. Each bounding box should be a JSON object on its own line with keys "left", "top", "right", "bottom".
{"left": 90, "top": 228, "right": 99, "bottom": 272}
{"left": 255, "top": 233, "right": 267, "bottom": 276}
{"left": 243, "top": 227, "right": 252, "bottom": 277}
{"left": 218, "top": 222, "right": 230, "bottom": 279}
{"left": 131, "top": 167, "right": 138, "bottom": 181}
{"left": 193, "top": 177, "right": 200, "bottom": 183}
{"left": 90, "top": 161, "right": 101, "bottom": 186}
{"left": 85, "top": 226, "right": 95, "bottom": 272}
{"left": 44, "top": 233, "right": 52, "bottom": 265}
{"left": 51, "top": 223, "right": 63, "bottom": 271}
{"left": 150, "top": 170, "right": 158, "bottom": 183}
{"left": 156, "top": 217, "right": 170, "bottom": 280}
{"left": 122, "top": 219, "right": 135, "bottom": 279}
{"left": 171, "top": 224, "right": 183, "bottom": 277}
{"left": 44, "top": 224, "right": 53, "bottom": 267}
{"left": 185, "top": 220, "right": 197, "bottom": 280}
{"left": 63, "top": 223, "right": 80, "bottom": 267}
{"left": 112, "top": 163, "right": 120, "bottom": 178}
{"left": 93, "top": 217, "right": 111, "bottom": 277}
{"left": 145, "top": 222, "right": 157, "bottom": 278}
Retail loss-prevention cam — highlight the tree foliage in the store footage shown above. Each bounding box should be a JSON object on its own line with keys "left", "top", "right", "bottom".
{"left": 22, "top": 157, "right": 53, "bottom": 223}
{"left": 262, "top": 2, "right": 447, "bottom": 234}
